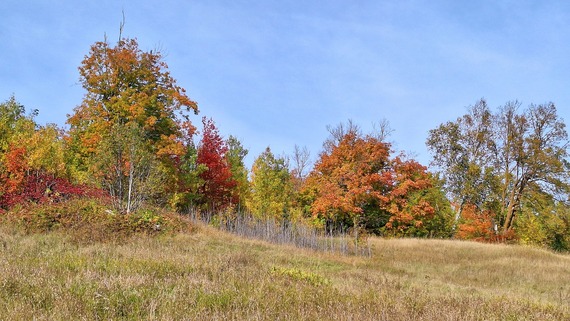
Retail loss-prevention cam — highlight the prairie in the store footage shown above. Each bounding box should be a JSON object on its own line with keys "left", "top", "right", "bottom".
{"left": 0, "top": 224, "right": 569, "bottom": 320}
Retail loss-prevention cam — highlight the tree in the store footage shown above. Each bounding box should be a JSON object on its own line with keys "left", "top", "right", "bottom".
{"left": 169, "top": 138, "right": 206, "bottom": 212}
{"left": 427, "top": 99, "right": 569, "bottom": 236}
{"left": 291, "top": 145, "right": 311, "bottom": 190}
{"left": 67, "top": 36, "right": 199, "bottom": 209}
{"left": 495, "top": 102, "right": 569, "bottom": 233}
{"left": 383, "top": 156, "right": 437, "bottom": 237}
{"left": 68, "top": 37, "right": 197, "bottom": 155}
{"left": 0, "top": 95, "right": 36, "bottom": 155}
{"left": 306, "top": 124, "right": 392, "bottom": 232}
{"left": 226, "top": 135, "right": 250, "bottom": 212}
{"left": 196, "top": 117, "right": 236, "bottom": 211}
{"left": 306, "top": 121, "right": 450, "bottom": 237}
{"left": 426, "top": 99, "right": 498, "bottom": 217}
{"left": 0, "top": 96, "right": 34, "bottom": 200}
{"left": 93, "top": 123, "right": 162, "bottom": 214}
{"left": 249, "top": 147, "right": 293, "bottom": 219}
{"left": 0, "top": 97, "right": 94, "bottom": 209}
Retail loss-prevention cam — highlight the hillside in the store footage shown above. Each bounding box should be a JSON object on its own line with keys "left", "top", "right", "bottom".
{"left": 0, "top": 225, "right": 569, "bottom": 320}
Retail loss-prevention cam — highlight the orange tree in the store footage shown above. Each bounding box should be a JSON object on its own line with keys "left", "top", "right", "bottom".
{"left": 67, "top": 37, "right": 198, "bottom": 212}
{"left": 304, "top": 126, "right": 392, "bottom": 233}
{"left": 304, "top": 122, "right": 448, "bottom": 236}
{"left": 383, "top": 157, "right": 434, "bottom": 235}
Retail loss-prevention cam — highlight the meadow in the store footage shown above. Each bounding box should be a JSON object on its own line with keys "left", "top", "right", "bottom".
{"left": 1, "top": 220, "right": 569, "bottom": 320}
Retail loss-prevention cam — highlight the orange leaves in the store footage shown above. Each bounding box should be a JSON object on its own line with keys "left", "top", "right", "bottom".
{"left": 455, "top": 204, "right": 496, "bottom": 241}
{"left": 306, "top": 130, "right": 391, "bottom": 221}
{"left": 68, "top": 37, "right": 198, "bottom": 161}
{"left": 305, "top": 123, "right": 440, "bottom": 236}
{"left": 2, "top": 145, "right": 27, "bottom": 194}
{"left": 383, "top": 157, "right": 436, "bottom": 236}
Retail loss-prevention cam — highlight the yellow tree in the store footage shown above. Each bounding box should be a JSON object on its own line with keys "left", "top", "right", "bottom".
{"left": 249, "top": 147, "right": 293, "bottom": 219}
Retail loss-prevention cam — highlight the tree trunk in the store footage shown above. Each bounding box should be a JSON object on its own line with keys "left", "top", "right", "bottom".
{"left": 502, "top": 176, "right": 528, "bottom": 233}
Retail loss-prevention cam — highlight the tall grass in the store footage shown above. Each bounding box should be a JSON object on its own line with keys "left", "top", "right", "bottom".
{"left": 189, "top": 210, "right": 371, "bottom": 256}
{"left": 0, "top": 225, "right": 568, "bottom": 320}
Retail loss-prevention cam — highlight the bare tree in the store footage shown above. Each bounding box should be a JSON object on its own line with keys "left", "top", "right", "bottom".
{"left": 324, "top": 119, "right": 361, "bottom": 153}
{"left": 292, "top": 145, "right": 311, "bottom": 181}
{"left": 371, "top": 118, "right": 394, "bottom": 142}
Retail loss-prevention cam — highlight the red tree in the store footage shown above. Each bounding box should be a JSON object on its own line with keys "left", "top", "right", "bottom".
{"left": 196, "top": 117, "right": 236, "bottom": 211}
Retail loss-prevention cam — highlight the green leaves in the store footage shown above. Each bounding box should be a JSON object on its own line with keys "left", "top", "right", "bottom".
{"left": 427, "top": 99, "right": 569, "bottom": 236}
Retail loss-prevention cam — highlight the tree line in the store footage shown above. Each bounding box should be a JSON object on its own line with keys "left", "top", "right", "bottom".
{"left": 1, "top": 36, "right": 569, "bottom": 251}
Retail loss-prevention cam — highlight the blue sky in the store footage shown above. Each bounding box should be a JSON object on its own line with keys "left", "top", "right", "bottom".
{"left": 2, "top": 1, "right": 570, "bottom": 168}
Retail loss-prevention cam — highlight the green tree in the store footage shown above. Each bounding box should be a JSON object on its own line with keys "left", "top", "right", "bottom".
{"left": 93, "top": 123, "right": 163, "bottom": 214}
{"left": 426, "top": 99, "right": 498, "bottom": 217}
{"left": 226, "top": 135, "right": 250, "bottom": 212}
{"left": 0, "top": 96, "right": 36, "bottom": 155}
{"left": 427, "top": 99, "right": 569, "bottom": 236}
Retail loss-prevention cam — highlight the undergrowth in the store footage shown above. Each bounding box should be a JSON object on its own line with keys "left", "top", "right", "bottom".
{"left": 0, "top": 198, "right": 194, "bottom": 243}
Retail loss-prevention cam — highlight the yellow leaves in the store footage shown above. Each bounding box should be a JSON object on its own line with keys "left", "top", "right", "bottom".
{"left": 156, "top": 134, "right": 185, "bottom": 159}
{"left": 249, "top": 148, "right": 293, "bottom": 219}
{"left": 146, "top": 116, "right": 158, "bottom": 127}
{"left": 26, "top": 126, "right": 67, "bottom": 176}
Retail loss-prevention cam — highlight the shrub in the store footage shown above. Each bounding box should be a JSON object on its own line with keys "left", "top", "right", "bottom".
{"left": 1, "top": 198, "right": 194, "bottom": 243}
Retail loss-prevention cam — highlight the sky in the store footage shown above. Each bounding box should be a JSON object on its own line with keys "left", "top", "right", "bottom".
{"left": 2, "top": 1, "right": 570, "bottom": 169}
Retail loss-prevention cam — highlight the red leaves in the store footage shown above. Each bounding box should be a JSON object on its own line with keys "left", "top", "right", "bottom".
{"left": 0, "top": 172, "right": 102, "bottom": 210}
{"left": 196, "top": 117, "right": 236, "bottom": 211}
{"left": 0, "top": 140, "right": 102, "bottom": 210}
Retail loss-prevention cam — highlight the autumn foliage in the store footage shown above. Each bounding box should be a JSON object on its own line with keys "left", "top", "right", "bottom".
{"left": 2, "top": 31, "right": 569, "bottom": 252}
{"left": 384, "top": 157, "right": 436, "bottom": 236}
{"left": 68, "top": 37, "right": 197, "bottom": 158}
{"left": 304, "top": 124, "right": 441, "bottom": 237}
{"left": 306, "top": 130, "right": 392, "bottom": 225}
{"left": 196, "top": 117, "right": 236, "bottom": 211}
{"left": 0, "top": 139, "right": 100, "bottom": 211}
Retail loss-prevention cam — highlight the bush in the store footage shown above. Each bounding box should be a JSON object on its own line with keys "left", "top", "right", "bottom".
{"left": 0, "top": 198, "right": 194, "bottom": 243}
{"left": 0, "top": 172, "right": 104, "bottom": 210}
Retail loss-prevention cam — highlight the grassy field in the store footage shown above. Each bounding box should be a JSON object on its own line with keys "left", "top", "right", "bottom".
{"left": 0, "top": 223, "right": 569, "bottom": 320}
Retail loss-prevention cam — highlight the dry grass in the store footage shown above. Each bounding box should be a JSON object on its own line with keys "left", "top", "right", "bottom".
{"left": 0, "top": 223, "right": 568, "bottom": 320}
